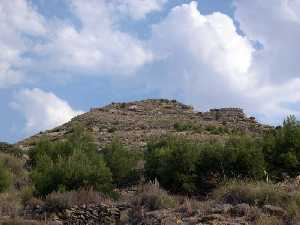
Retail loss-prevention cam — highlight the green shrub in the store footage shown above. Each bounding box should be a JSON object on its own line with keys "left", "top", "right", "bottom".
{"left": 145, "top": 135, "right": 266, "bottom": 194}
{"left": 30, "top": 125, "right": 113, "bottom": 196}
{"left": 205, "top": 125, "right": 227, "bottom": 134}
{"left": 145, "top": 136, "right": 201, "bottom": 193}
{"left": 0, "top": 161, "right": 12, "bottom": 192}
{"left": 31, "top": 147, "right": 112, "bottom": 196}
{"left": 196, "top": 136, "right": 265, "bottom": 191}
{"left": 263, "top": 115, "right": 300, "bottom": 180}
{"left": 102, "top": 139, "right": 140, "bottom": 187}
{"left": 174, "top": 122, "right": 202, "bottom": 133}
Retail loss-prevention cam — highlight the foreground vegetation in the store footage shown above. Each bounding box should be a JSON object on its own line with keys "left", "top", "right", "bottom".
{"left": 0, "top": 116, "right": 300, "bottom": 224}
{"left": 146, "top": 115, "right": 300, "bottom": 194}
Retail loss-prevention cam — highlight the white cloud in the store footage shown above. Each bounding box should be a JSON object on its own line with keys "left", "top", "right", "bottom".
{"left": 0, "top": 0, "right": 46, "bottom": 88}
{"left": 34, "top": 0, "right": 153, "bottom": 75}
{"left": 11, "top": 88, "right": 83, "bottom": 134}
{"left": 113, "top": 0, "right": 167, "bottom": 20}
{"left": 0, "top": 0, "right": 155, "bottom": 85}
{"left": 149, "top": 1, "right": 254, "bottom": 105}
{"left": 147, "top": 1, "right": 300, "bottom": 123}
{"left": 235, "top": 0, "right": 300, "bottom": 83}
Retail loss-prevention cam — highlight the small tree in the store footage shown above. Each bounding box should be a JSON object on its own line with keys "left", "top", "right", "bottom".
{"left": 102, "top": 138, "right": 139, "bottom": 187}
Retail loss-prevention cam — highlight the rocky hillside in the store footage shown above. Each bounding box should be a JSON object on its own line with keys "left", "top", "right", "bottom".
{"left": 17, "top": 99, "right": 271, "bottom": 151}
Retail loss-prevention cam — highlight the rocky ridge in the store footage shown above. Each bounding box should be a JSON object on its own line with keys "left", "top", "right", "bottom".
{"left": 17, "top": 99, "right": 271, "bottom": 151}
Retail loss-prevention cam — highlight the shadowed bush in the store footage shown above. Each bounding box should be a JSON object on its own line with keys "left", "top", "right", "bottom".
{"left": 30, "top": 125, "right": 113, "bottom": 197}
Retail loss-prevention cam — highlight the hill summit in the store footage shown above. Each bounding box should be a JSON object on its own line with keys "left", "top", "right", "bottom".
{"left": 17, "top": 99, "right": 271, "bottom": 150}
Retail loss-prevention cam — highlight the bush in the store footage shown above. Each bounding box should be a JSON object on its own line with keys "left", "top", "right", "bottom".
{"left": 0, "top": 161, "right": 12, "bottom": 192}
{"left": 145, "top": 135, "right": 266, "bottom": 194}
{"left": 102, "top": 139, "right": 140, "bottom": 187}
{"left": 30, "top": 125, "right": 113, "bottom": 196}
{"left": 196, "top": 136, "right": 266, "bottom": 191}
{"left": 263, "top": 115, "right": 300, "bottom": 180}
{"left": 145, "top": 136, "right": 200, "bottom": 193}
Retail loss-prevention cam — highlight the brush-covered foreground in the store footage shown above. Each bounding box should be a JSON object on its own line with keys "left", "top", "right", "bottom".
{"left": 1, "top": 109, "right": 300, "bottom": 224}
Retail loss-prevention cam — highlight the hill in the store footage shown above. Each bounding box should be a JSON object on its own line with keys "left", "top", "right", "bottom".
{"left": 2, "top": 99, "right": 300, "bottom": 225}
{"left": 17, "top": 99, "right": 271, "bottom": 150}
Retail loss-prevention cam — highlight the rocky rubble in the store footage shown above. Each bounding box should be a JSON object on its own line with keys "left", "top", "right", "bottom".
{"left": 16, "top": 99, "right": 271, "bottom": 151}
{"left": 23, "top": 203, "right": 120, "bottom": 225}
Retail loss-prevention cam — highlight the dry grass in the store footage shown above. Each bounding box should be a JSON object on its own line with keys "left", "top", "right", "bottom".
{"left": 214, "top": 180, "right": 300, "bottom": 224}
{"left": 213, "top": 180, "right": 291, "bottom": 207}
{"left": 254, "top": 215, "right": 284, "bottom": 225}
{"left": 133, "top": 180, "right": 177, "bottom": 211}
{"left": 44, "top": 188, "right": 113, "bottom": 212}
{"left": 0, "top": 153, "right": 29, "bottom": 190}
{"left": 0, "top": 192, "right": 22, "bottom": 217}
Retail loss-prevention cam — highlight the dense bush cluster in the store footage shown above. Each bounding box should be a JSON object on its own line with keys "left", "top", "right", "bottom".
{"left": 145, "top": 135, "right": 265, "bottom": 193}
{"left": 29, "top": 125, "right": 139, "bottom": 197}
{"left": 145, "top": 115, "right": 300, "bottom": 194}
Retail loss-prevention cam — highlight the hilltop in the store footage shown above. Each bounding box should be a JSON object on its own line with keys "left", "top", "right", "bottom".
{"left": 17, "top": 99, "right": 271, "bottom": 150}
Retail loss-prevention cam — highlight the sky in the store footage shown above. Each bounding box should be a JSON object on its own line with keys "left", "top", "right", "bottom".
{"left": 1, "top": 0, "right": 300, "bottom": 143}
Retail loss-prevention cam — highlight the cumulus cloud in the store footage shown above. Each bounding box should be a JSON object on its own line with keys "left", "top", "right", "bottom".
{"left": 0, "top": 0, "right": 46, "bottom": 88}
{"left": 11, "top": 88, "right": 83, "bottom": 134}
{"left": 0, "top": 0, "right": 155, "bottom": 84}
{"left": 146, "top": 1, "right": 300, "bottom": 123}
{"left": 235, "top": 0, "right": 300, "bottom": 83}
{"left": 149, "top": 1, "right": 254, "bottom": 106}
{"left": 34, "top": 0, "right": 153, "bottom": 75}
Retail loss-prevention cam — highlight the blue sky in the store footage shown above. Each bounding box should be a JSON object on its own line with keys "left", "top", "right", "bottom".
{"left": 1, "top": 0, "right": 300, "bottom": 143}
